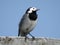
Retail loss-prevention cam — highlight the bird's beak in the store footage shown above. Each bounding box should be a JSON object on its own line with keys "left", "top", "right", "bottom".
{"left": 36, "top": 9, "right": 40, "bottom": 11}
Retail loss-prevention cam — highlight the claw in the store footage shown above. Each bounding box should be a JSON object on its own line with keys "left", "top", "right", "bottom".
{"left": 29, "top": 33, "right": 35, "bottom": 41}
{"left": 32, "top": 36, "right": 35, "bottom": 41}
{"left": 25, "top": 36, "right": 29, "bottom": 42}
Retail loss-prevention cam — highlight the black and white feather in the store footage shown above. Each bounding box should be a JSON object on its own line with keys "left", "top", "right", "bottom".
{"left": 18, "top": 7, "right": 39, "bottom": 39}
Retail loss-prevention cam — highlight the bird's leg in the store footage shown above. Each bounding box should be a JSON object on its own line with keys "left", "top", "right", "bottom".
{"left": 25, "top": 35, "right": 27, "bottom": 42}
{"left": 25, "top": 35, "right": 29, "bottom": 42}
{"left": 29, "top": 33, "right": 35, "bottom": 40}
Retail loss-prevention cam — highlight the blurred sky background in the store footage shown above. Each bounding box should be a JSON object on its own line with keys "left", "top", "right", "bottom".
{"left": 0, "top": 0, "right": 60, "bottom": 38}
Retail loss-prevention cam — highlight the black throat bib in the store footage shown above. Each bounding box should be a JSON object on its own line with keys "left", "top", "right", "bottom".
{"left": 29, "top": 11, "right": 37, "bottom": 21}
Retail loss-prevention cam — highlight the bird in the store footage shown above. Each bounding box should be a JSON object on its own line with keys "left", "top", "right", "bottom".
{"left": 18, "top": 7, "right": 39, "bottom": 40}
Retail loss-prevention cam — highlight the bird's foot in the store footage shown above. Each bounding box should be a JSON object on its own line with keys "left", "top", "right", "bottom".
{"left": 32, "top": 36, "right": 35, "bottom": 41}
{"left": 25, "top": 36, "right": 29, "bottom": 42}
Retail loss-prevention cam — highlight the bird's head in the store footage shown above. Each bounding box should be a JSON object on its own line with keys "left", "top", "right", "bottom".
{"left": 26, "top": 7, "right": 40, "bottom": 14}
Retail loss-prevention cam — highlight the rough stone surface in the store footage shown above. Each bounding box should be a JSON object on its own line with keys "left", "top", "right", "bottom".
{"left": 0, "top": 36, "right": 60, "bottom": 45}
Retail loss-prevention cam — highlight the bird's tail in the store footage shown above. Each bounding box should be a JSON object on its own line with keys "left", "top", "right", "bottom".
{"left": 18, "top": 28, "right": 20, "bottom": 36}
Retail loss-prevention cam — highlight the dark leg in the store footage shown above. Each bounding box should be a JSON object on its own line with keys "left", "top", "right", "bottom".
{"left": 25, "top": 36, "right": 27, "bottom": 42}
{"left": 25, "top": 35, "right": 30, "bottom": 42}
{"left": 29, "top": 33, "right": 35, "bottom": 40}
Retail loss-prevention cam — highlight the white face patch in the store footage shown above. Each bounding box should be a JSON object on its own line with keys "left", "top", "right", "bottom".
{"left": 28, "top": 7, "right": 37, "bottom": 13}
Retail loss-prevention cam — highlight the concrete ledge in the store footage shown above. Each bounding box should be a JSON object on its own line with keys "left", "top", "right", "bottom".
{"left": 0, "top": 36, "right": 60, "bottom": 45}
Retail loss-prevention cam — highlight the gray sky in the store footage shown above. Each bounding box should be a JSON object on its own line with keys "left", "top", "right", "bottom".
{"left": 0, "top": 0, "right": 60, "bottom": 38}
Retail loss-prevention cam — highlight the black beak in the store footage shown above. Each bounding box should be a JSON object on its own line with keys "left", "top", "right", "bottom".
{"left": 36, "top": 9, "right": 40, "bottom": 11}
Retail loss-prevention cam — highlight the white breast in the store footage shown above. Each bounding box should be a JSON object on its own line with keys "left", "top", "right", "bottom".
{"left": 20, "top": 14, "right": 37, "bottom": 33}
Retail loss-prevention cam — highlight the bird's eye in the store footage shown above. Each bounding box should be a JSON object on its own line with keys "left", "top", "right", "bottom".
{"left": 33, "top": 8, "right": 34, "bottom": 9}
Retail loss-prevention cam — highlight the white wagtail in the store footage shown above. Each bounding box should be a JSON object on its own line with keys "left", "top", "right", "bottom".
{"left": 18, "top": 7, "right": 39, "bottom": 40}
